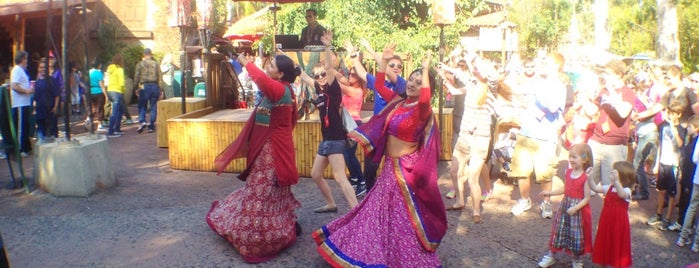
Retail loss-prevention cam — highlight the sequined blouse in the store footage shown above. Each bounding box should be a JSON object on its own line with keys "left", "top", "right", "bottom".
{"left": 374, "top": 72, "right": 431, "bottom": 143}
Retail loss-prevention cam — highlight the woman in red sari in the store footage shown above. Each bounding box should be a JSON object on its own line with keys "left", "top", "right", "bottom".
{"left": 313, "top": 44, "right": 446, "bottom": 267}
{"left": 206, "top": 53, "right": 301, "bottom": 264}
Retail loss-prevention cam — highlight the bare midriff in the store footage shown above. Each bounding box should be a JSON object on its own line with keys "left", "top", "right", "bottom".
{"left": 386, "top": 135, "right": 418, "bottom": 158}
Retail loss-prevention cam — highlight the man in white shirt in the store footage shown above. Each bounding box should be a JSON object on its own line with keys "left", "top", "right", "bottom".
{"left": 10, "top": 51, "right": 34, "bottom": 157}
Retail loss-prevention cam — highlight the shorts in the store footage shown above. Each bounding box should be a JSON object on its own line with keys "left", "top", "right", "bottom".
{"left": 317, "top": 140, "right": 347, "bottom": 156}
{"left": 656, "top": 164, "right": 678, "bottom": 196}
{"left": 452, "top": 135, "right": 490, "bottom": 178}
{"left": 509, "top": 135, "right": 558, "bottom": 183}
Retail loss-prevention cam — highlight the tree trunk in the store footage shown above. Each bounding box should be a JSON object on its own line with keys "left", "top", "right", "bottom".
{"left": 593, "top": 0, "right": 610, "bottom": 51}
{"left": 656, "top": 0, "right": 680, "bottom": 65}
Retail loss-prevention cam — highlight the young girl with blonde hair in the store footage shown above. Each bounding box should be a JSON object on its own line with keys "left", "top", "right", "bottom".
{"left": 538, "top": 143, "right": 593, "bottom": 268}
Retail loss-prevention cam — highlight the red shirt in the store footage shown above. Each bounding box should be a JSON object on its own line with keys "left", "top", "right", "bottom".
{"left": 590, "top": 86, "right": 635, "bottom": 145}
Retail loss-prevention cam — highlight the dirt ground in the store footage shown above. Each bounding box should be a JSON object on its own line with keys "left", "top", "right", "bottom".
{"left": 0, "top": 110, "right": 697, "bottom": 267}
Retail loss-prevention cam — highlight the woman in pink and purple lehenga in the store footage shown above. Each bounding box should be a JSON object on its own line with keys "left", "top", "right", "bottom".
{"left": 312, "top": 44, "right": 446, "bottom": 267}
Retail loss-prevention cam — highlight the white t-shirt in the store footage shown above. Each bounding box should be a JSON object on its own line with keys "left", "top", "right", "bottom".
{"left": 10, "top": 65, "right": 31, "bottom": 108}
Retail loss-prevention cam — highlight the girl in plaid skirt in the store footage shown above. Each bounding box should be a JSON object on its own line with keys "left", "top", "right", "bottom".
{"left": 537, "top": 143, "right": 594, "bottom": 268}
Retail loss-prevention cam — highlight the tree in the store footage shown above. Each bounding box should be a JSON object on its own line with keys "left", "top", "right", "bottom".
{"left": 594, "top": 0, "right": 610, "bottom": 51}
{"left": 509, "top": 0, "right": 574, "bottom": 57}
{"left": 678, "top": 0, "right": 699, "bottom": 71}
{"left": 655, "top": 0, "right": 680, "bottom": 65}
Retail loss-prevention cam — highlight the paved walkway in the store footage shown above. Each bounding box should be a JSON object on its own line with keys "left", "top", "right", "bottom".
{"left": 0, "top": 118, "right": 696, "bottom": 267}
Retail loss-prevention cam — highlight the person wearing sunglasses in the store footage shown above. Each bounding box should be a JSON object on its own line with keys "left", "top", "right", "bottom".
{"left": 345, "top": 39, "right": 408, "bottom": 192}
{"left": 298, "top": 31, "right": 359, "bottom": 214}
{"left": 300, "top": 8, "right": 326, "bottom": 48}
{"left": 207, "top": 52, "right": 302, "bottom": 264}
{"left": 334, "top": 64, "right": 370, "bottom": 197}
{"left": 314, "top": 44, "right": 445, "bottom": 267}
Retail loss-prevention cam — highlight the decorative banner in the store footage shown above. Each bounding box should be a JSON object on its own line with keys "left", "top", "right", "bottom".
{"left": 433, "top": 0, "right": 456, "bottom": 25}
{"left": 168, "top": 0, "right": 192, "bottom": 27}
{"left": 196, "top": 0, "right": 212, "bottom": 30}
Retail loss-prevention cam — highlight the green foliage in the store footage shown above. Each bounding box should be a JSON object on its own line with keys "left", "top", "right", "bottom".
{"left": 210, "top": 0, "right": 229, "bottom": 37}
{"left": 510, "top": 0, "right": 573, "bottom": 58}
{"left": 96, "top": 18, "right": 126, "bottom": 66}
{"left": 253, "top": 0, "right": 487, "bottom": 65}
{"left": 678, "top": 0, "right": 699, "bottom": 72}
{"left": 608, "top": 0, "right": 655, "bottom": 58}
{"left": 121, "top": 45, "right": 144, "bottom": 79}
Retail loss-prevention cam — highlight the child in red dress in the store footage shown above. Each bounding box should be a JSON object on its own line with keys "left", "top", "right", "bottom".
{"left": 538, "top": 143, "right": 594, "bottom": 268}
{"left": 589, "top": 161, "right": 636, "bottom": 268}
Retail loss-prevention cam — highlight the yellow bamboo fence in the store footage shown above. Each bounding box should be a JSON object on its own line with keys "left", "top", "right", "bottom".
{"left": 167, "top": 107, "right": 454, "bottom": 178}
{"left": 157, "top": 97, "right": 208, "bottom": 147}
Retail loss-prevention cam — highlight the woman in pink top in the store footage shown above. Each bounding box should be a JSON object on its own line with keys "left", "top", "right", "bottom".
{"left": 336, "top": 66, "right": 369, "bottom": 196}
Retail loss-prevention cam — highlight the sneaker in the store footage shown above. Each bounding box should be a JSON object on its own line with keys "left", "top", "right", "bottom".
{"left": 540, "top": 201, "right": 553, "bottom": 219}
{"left": 0, "top": 152, "right": 6, "bottom": 160}
{"left": 537, "top": 253, "right": 556, "bottom": 268}
{"left": 348, "top": 177, "right": 360, "bottom": 187}
{"left": 147, "top": 128, "right": 154, "bottom": 133}
{"left": 114, "top": 131, "right": 125, "bottom": 135}
{"left": 107, "top": 133, "right": 122, "bottom": 138}
{"left": 658, "top": 219, "right": 671, "bottom": 231}
{"left": 137, "top": 123, "right": 147, "bottom": 133}
{"left": 511, "top": 198, "right": 532, "bottom": 216}
{"left": 647, "top": 214, "right": 663, "bottom": 226}
{"left": 125, "top": 119, "right": 133, "bottom": 125}
{"left": 355, "top": 183, "right": 367, "bottom": 197}
{"left": 668, "top": 221, "right": 682, "bottom": 232}
{"left": 19, "top": 152, "right": 28, "bottom": 158}
{"left": 649, "top": 178, "right": 657, "bottom": 187}
{"left": 571, "top": 259, "right": 583, "bottom": 268}
{"left": 677, "top": 236, "right": 691, "bottom": 247}
{"left": 445, "top": 188, "right": 456, "bottom": 199}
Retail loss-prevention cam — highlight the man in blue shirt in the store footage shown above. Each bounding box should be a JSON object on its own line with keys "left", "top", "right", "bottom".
{"left": 346, "top": 39, "right": 407, "bottom": 190}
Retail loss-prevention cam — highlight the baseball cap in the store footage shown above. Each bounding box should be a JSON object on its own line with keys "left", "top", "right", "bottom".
{"left": 144, "top": 48, "right": 152, "bottom": 55}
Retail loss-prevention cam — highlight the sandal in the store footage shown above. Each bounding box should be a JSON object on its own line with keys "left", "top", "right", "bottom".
{"left": 313, "top": 205, "right": 338, "bottom": 213}
{"left": 445, "top": 188, "right": 456, "bottom": 199}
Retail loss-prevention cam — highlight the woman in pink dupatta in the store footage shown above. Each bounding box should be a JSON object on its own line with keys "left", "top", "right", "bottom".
{"left": 206, "top": 53, "right": 301, "bottom": 264}
{"left": 313, "top": 45, "right": 447, "bottom": 267}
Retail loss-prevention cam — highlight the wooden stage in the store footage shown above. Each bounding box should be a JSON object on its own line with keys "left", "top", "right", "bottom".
{"left": 167, "top": 107, "right": 454, "bottom": 178}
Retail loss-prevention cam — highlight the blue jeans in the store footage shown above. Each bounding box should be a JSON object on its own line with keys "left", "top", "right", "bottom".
{"left": 633, "top": 126, "right": 658, "bottom": 199}
{"left": 138, "top": 83, "right": 159, "bottom": 130}
{"left": 344, "top": 120, "right": 365, "bottom": 185}
{"left": 108, "top": 91, "right": 124, "bottom": 134}
{"left": 11, "top": 106, "right": 33, "bottom": 153}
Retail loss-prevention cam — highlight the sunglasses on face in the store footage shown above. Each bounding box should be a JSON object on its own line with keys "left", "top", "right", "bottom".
{"left": 314, "top": 72, "right": 327, "bottom": 79}
{"left": 349, "top": 72, "right": 358, "bottom": 77}
{"left": 388, "top": 63, "right": 402, "bottom": 69}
